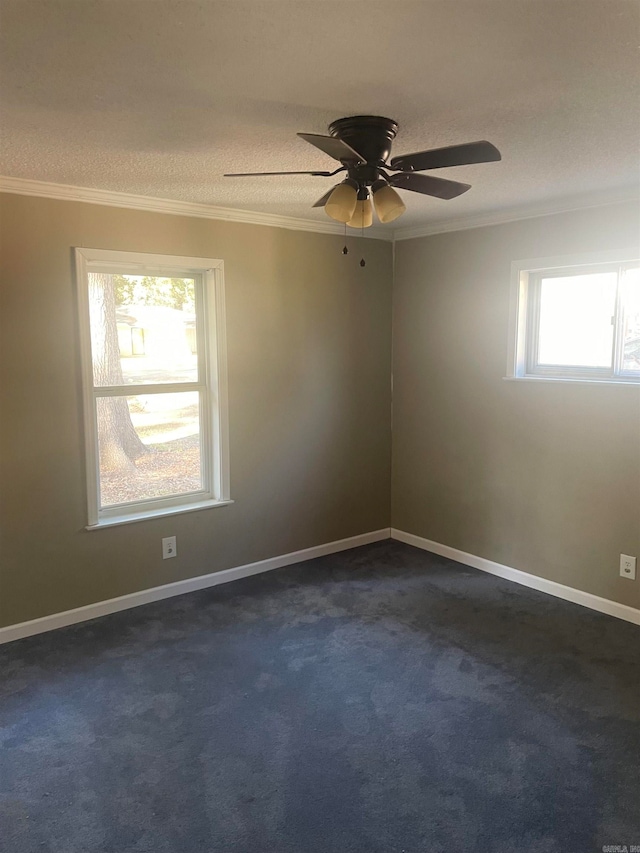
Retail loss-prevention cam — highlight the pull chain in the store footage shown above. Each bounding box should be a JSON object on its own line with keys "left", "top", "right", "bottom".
{"left": 360, "top": 197, "right": 366, "bottom": 267}
{"left": 342, "top": 222, "right": 348, "bottom": 255}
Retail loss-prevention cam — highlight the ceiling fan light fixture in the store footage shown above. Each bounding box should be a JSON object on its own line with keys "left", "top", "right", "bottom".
{"left": 372, "top": 180, "right": 406, "bottom": 223}
{"left": 347, "top": 198, "right": 373, "bottom": 229}
{"left": 324, "top": 179, "right": 358, "bottom": 223}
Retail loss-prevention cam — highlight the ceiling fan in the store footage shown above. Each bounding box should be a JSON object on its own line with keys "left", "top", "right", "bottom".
{"left": 224, "top": 115, "right": 501, "bottom": 227}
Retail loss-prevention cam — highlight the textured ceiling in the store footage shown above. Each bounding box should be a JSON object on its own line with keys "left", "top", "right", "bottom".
{"left": 1, "top": 0, "right": 639, "bottom": 230}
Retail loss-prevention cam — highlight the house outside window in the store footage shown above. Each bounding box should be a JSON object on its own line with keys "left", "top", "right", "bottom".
{"left": 75, "top": 249, "right": 230, "bottom": 527}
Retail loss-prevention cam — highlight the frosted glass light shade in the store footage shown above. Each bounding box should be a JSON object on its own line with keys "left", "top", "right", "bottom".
{"left": 325, "top": 182, "right": 358, "bottom": 223}
{"left": 373, "top": 184, "right": 406, "bottom": 223}
{"left": 347, "top": 198, "right": 373, "bottom": 228}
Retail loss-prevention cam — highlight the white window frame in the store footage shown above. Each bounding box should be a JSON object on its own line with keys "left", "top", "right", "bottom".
{"left": 75, "top": 248, "right": 231, "bottom": 528}
{"left": 507, "top": 249, "right": 640, "bottom": 385}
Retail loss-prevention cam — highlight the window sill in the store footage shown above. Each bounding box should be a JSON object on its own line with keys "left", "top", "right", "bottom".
{"left": 86, "top": 499, "right": 234, "bottom": 530}
{"left": 503, "top": 376, "right": 640, "bottom": 387}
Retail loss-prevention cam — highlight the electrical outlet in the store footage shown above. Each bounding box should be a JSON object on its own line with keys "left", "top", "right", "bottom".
{"left": 620, "top": 554, "right": 636, "bottom": 580}
{"left": 162, "top": 536, "right": 177, "bottom": 560}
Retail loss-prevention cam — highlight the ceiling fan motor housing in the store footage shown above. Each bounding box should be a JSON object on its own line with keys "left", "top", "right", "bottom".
{"left": 328, "top": 116, "right": 398, "bottom": 185}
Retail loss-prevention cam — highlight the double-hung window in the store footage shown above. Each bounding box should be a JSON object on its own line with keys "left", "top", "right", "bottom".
{"left": 75, "top": 249, "right": 230, "bottom": 527}
{"left": 508, "top": 251, "right": 640, "bottom": 384}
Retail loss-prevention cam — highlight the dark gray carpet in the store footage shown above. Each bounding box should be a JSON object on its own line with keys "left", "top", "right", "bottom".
{"left": 1, "top": 540, "right": 639, "bottom": 853}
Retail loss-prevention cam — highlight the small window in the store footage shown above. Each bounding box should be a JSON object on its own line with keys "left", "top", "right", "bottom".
{"left": 75, "top": 249, "right": 230, "bottom": 527}
{"left": 508, "top": 252, "right": 640, "bottom": 384}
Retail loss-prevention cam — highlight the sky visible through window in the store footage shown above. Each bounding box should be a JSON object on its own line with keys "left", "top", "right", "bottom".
{"left": 621, "top": 267, "right": 640, "bottom": 372}
{"left": 537, "top": 267, "right": 640, "bottom": 372}
{"left": 538, "top": 272, "right": 617, "bottom": 367}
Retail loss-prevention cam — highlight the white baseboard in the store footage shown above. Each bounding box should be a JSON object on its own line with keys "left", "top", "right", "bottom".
{"left": 0, "top": 528, "right": 391, "bottom": 645}
{"left": 391, "top": 528, "right": 640, "bottom": 627}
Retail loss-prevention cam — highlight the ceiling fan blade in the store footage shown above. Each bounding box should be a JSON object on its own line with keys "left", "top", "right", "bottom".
{"left": 312, "top": 186, "right": 340, "bottom": 208}
{"left": 297, "top": 133, "right": 364, "bottom": 164}
{"left": 389, "top": 141, "right": 501, "bottom": 172}
{"left": 224, "top": 169, "right": 335, "bottom": 177}
{"left": 388, "top": 172, "right": 471, "bottom": 199}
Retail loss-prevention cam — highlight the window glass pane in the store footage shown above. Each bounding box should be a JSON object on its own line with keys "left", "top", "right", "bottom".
{"left": 88, "top": 273, "right": 198, "bottom": 386}
{"left": 97, "top": 392, "right": 202, "bottom": 507}
{"left": 621, "top": 267, "right": 640, "bottom": 373}
{"left": 537, "top": 272, "right": 617, "bottom": 367}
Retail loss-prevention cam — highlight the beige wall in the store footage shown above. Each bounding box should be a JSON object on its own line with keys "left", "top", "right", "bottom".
{"left": 392, "top": 201, "right": 640, "bottom": 608}
{"left": 0, "top": 194, "right": 392, "bottom": 627}
{"left": 2, "top": 192, "right": 638, "bottom": 629}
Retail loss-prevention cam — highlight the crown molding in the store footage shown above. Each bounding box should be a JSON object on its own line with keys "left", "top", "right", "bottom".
{"left": 2, "top": 175, "right": 637, "bottom": 244}
{"left": 0, "top": 175, "right": 392, "bottom": 241}
{"left": 392, "top": 187, "right": 640, "bottom": 241}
